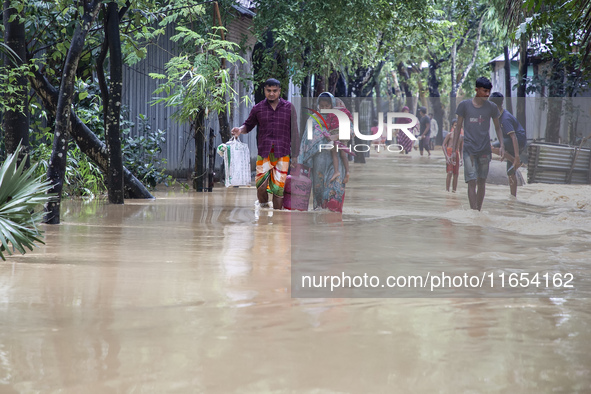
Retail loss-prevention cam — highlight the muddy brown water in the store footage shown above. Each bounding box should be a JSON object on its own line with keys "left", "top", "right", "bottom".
{"left": 1, "top": 150, "right": 590, "bottom": 393}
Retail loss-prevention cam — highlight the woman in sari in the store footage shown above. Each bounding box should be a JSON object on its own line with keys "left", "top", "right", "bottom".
{"left": 298, "top": 92, "right": 350, "bottom": 213}
{"left": 396, "top": 106, "right": 415, "bottom": 154}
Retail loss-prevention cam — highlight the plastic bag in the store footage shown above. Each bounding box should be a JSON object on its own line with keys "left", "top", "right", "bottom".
{"left": 217, "top": 137, "right": 251, "bottom": 187}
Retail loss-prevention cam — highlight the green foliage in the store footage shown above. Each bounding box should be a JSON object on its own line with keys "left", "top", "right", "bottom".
{"left": 504, "top": 0, "right": 590, "bottom": 95}
{"left": 0, "top": 145, "right": 54, "bottom": 260}
{"left": 30, "top": 127, "right": 106, "bottom": 199}
{"left": 252, "top": 0, "right": 432, "bottom": 88}
{"left": 1, "top": 0, "right": 235, "bottom": 198}
{"left": 29, "top": 102, "right": 174, "bottom": 195}
{"left": 21, "top": 1, "right": 159, "bottom": 86}
{"left": 28, "top": 79, "right": 107, "bottom": 199}
{"left": 0, "top": 61, "right": 34, "bottom": 115}
{"left": 150, "top": 27, "right": 246, "bottom": 124}
{"left": 122, "top": 114, "right": 173, "bottom": 188}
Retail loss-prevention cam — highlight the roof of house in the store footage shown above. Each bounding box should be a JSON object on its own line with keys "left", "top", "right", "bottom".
{"left": 233, "top": 0, "right": 256, "bottom": 17}
{"left": 488, "top": 48, "right": 519, "bottom": 64}
{"left": 236, "top": 0, "right": 255, "bottom": 7}
{"left": 489, "top": 39, "right": 563, "bottom": 64}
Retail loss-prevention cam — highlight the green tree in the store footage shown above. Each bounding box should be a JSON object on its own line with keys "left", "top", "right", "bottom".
{"left": 503, "top": 0, "right": 591, "bottom": 142}
{"left": 2, "top": 0, "right": 30, "bottom": 167}
{"left": 44, "top": 0, "right": 101, "bottom": 224}
{"left": 252, "top": 0, "right": 431, "bottom": 97}
{"left": 150, "top": 25, "right": 247, "bottom": 190}
{"left": 5, "top": 1, "right": 176, "bottom": 224}
{"left": 96, "top": 1, "right": 131, "bottom": 204}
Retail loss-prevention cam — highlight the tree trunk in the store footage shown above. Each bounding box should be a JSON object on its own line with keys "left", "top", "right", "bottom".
{"left": 301, "top": 74, "right": 311, "bottom": 97}
{"left": 45, "top": 0, "right": 101, "bottom": 224}
{"left": 2, "top": 1, "right": 29, "bottom": 167}
{"left": 516, "top": 35, "right": 528, "bottom": 130}
{"left": 428, "top": 60, "right": 444, "bottom": 146}
{"left": 389, "top": 71, "right": 402, "bottom": 111}
{"left": 450, "top": 15, "right": 484, "bottom": 126}
{"left": 193, "top": 110, "right": 206, "bottom": 191}
{"left": 105, "top": 2, "right": 124, "bottom": 204}
{"left": 212, "top": 1, "right": 231, "bottom": 144}
{"left": 545, "top": 59, "right": 564, "bottom": 143}
{"left": 349, "top": 67, "right": 371, "bottom": 97}
{"left": 314, "top": 74, "right": 325, "bottom": 96}
{"left": 96, "top": 5, "right": 109, "bottom": 121}
{"left": 327, "top": 69, "right": 339, "bottom": 95}
{"left": 416, "top": 78, "right": 428, "bottom": 112}
{"left": 374, "top": 75, "right": 381, "bottom": 97}
{"left": 449, "top": 41, "right": 458, "bottom": 126}
{"left": 503, "top": 45, "right": 513, "bottom": 114}
{"left": 564, "top": 60, "right": 579, "bottom": 144}
{"left": 216, "top": 110, "right": 230, "bottom": 142}
{"left": 397, "top": 62, "right": 414, "bottom": 110}
{"left": 334, "top": 72, "right": 347, "bottom": 97}
{"left": 365, "top": 61, "right": 385, "bottom": 97}
{"left": 30, "top": 71, "right": 153, "bottom": 200}
{"left": 348, "top": 62, "right": 385, "bottom": 98}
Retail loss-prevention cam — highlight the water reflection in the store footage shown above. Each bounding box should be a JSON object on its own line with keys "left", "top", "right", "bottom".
{"left": 0, "top": 153, "right": 590, "bottom": 392}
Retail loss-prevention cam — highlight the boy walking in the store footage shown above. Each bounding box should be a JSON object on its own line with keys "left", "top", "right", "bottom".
{"left": 489, "top": 92, "right": 527, "bottom": 197}
{"left": 452, "top": 77, "right": 505, "bottom": 211}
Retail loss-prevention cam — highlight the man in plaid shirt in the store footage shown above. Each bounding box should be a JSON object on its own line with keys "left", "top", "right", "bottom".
{"left": 231, "top": 78, "right": 299, "bottom": 210}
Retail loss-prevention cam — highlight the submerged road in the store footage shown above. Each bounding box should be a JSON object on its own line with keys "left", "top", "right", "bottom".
{"left": 1, "top": 149, "right": 590, "bottom": 393}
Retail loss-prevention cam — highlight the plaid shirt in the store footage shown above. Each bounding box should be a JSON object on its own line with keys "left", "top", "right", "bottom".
{"left": 242, "top": 98, "right": 299, "bottom": 158}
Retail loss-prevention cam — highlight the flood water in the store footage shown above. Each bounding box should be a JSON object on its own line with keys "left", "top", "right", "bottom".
{"left": 1, "top": 149, "right": 591, "bottom": 393}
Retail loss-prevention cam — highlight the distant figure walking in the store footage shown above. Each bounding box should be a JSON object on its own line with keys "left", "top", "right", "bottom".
{"left": 429, "top": 112, "right": 438, "bottom": 150}
{"left": 453, "top": 77, "right": 505, "bottom": 211}
{"left": 418, "top": 107, "right": 431, "bottom": 156}
{"left": 442, "top": 119, "right": 463, "bottom": 193}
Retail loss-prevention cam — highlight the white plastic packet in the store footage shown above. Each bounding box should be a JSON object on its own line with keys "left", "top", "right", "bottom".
{"left": 217, "top": 137, "right": 251, "bottom": 187}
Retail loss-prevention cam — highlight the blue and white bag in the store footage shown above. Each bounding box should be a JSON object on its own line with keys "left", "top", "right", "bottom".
{"left": 217, "top": 137, "right": 251, "bottom": 187}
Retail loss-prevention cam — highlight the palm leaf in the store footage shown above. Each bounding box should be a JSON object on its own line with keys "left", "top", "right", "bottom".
{"left": 579, "top": 0, "right": 591, "bottom": 59}
{"left": 0, "top": 144, "right": 54, "bottom": 260}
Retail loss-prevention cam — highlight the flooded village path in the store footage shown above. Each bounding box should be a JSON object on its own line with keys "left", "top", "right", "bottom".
{"left": 1, "top": 149, "right": 591, "bottom": 393}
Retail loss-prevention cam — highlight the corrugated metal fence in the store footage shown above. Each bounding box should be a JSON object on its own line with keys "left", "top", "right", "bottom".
{"left": 528, "top": 142, "right": 591, "bottom": 184}
{"left": 121, "top": 21, "right": 258, "bottom": 179}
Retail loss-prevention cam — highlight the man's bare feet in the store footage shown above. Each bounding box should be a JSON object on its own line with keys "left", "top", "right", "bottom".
{"left": 330, "top": 171, "right": 341, "bottom": 182}
{"left": 343, "top": 173, "right": 349, "bottom": 184}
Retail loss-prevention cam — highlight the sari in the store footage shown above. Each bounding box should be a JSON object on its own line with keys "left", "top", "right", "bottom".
{"left": 298, "top": 93, "right": 347, "bottom": 213}
{"left": 396, "top": 113, "right": 416, "bottom": 154}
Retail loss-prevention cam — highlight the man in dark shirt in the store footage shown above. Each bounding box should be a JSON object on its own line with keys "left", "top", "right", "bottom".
{"left": 452, "top": 77, "right": 505, "bottom": 211}
{"left": 490, "top": 92, "right": 527, "bottom": 197}
{"left": 231, "top": 78, "right": 299, "bottom": 210}
{"left": 418, "top": 107, "right": 431, "bottom": 156}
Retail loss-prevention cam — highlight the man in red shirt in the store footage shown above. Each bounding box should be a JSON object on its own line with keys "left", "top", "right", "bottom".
{"left": 231, "top": 78, "right": 299, "bottom": 210}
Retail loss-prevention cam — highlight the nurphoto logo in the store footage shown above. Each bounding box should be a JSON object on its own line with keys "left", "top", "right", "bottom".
{"left": 305, "top": 108, "right": 419, "bottom": 153}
